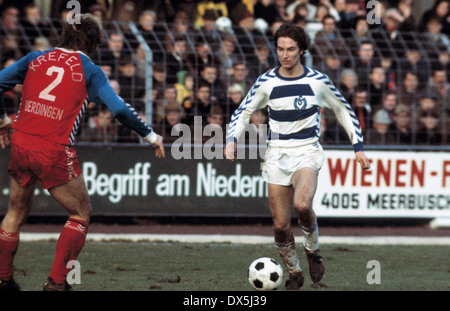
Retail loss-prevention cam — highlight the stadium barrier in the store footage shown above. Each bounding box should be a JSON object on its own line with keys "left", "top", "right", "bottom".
{"left": 1, "top": 145, "right": 448, "bottom": 223}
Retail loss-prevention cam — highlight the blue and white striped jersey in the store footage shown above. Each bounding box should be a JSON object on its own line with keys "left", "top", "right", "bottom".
{"left": 227, "top": 66, "right": 364, "bottom": 152}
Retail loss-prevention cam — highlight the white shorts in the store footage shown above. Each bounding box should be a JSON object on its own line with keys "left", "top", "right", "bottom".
{"left": 262, "top": 143, "right": 324, "bottom": 186}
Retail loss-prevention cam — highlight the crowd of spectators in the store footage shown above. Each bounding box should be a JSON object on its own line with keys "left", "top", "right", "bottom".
{"left": 0, "top": 0, "right": 448, "bottom": 146}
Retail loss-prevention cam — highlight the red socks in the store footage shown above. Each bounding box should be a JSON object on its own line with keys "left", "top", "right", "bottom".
{"left": 0, "top": 218, "right": 87, "bottom": 284}
{"left": 49, "top": 218, "right": 88, "bottom": 284}
{"left": 0, "top": 229, "right": 20, "bottom": 281}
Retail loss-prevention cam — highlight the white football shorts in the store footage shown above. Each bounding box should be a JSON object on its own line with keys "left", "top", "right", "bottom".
{"left": 262, "top": 142, "right": 324, "bottom": 186}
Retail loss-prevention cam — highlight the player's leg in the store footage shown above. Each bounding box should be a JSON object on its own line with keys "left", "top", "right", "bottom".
{"left": 268, "top": 183, "right": 304, "bottom": 289}
{"left": 292, "top": 168, "right": 324, "bottom": 283}
{"left": 43, "top": 175, "right": 92, "bottom": 291}
{"left": 0, "top": 178, "right": 36, "bottom": 291}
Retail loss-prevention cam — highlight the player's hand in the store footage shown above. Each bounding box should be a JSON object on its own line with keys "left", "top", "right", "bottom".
{"left": 0, "top": 116, "right": 12, "bottom": 150}
{"left": 153, "top": 134, "right": 165, "bottom": 158}
{"left": 144, "top": 132, "right": 165, "bottom": 158}
{"left": 355, "top": 151, "right": 371, "bottom": 170}
{"left": 224, "top": 141, "right": 237, "bottom": 161}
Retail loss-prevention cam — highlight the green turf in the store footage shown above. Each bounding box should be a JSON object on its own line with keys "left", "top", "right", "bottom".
{"left": 12, "top": 241, "right": 449, "bottom": 291}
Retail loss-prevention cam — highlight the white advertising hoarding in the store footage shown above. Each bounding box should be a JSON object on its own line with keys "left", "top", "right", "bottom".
{"left": 315, "top": 150, "right": 450, "bottom": 218}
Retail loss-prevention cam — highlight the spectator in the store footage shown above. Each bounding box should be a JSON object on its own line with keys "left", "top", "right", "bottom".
{"left": 197, "top": 9, "right": 222, "bottom": 51}
{"left": 117, "top": 54, "right": 145, "bottom": 105}
{"left": 254, "top": 0, "right": 283, "bottom": 26}
{"left": 372, "top": 8, "right": 405, "bottom": 59}
{"left": 19, "top": 4, "right": 50, "bottom": 55}
{"left": 366, "top": 108, "right": 395, "bottom": 145}
{"left": 233, "top": 7, "right": 265, "bottom": 64}
{"left": 313, "top": 14, "right": 348, "bottom": 64}
{"left": 436, "top": 48, "right": 450, "bottom": 82}
{"left": 1, "top": 32, "right": 22, "bottom": 61}
{"left": 217, "top": 33, "right": 240, "bottom": 85}
{"left": 199, "top": 63, "right": 227, "bottom": 103}
{"left": 203, "top": 105, "right": 225, "bottom": 145}
{"left": 315, "top": 48, "right": 342, "bottom": 84}
{"left": 1, "top": 6, "right": 20, "bottom": 33}
{"left": 248, "top": 37, "right": 277, "bottom": 79}
{"left": 170, "top": 10, "right": 197, "bottom": 51}
{"left": 99, "top": 30, "right": 127, "bottom": 79}
{"left": 137, "top": 10, "right": 164, "bottom": 63}
{"left": 175, "top": 72, "right": 194, "bottom": 106}
{"left": 182, "top": 82, "right": 215, "bottom": 125}
{"left": 418, "top": 93, "right": 439, "bottom": 114}
{"left": 415, "top": 92, "right": 448, "bottom": 139}
{"left": 82, "top": 105, "right": 116, "bottom": 143}
{"left": 165, "top": 34, "right": 189, "bottom": 85}
{"left": 351, "top": 87, "right": 372, "bottom": 136}
{"left": 195, "top": 0, "right": 228, "bottom": 26}
{"left": 415, "top": 109, "right": 443, "bottom": 145}
{"left": 345, "top": 16, "right": 374, "bottom": 55}
{"left": 313, "top": 3, "right": 331, "bottom": 23}
{"left": 159, "top": 102, "right": 184, "bottom": 144}
{"left": 426, "top": 65, "right": 450, "bottom": 111}
{"left": 172, "top": 0, "right": 198, "bottom": 24}
{"left": 347, "top": 40, "right": 376, "bottom": 88}
{"left": 88, "top": 4, "right": 106, "bottom": 23}
{"left": 273, "top": 0, "right": 290, "bottom": 21}
{"left": 152, "top": 63, "right": 167, "bottom": 94}
{"left": 286, "top": 0, "right": 317, "bottom": 21}
{"left": 338, "top": 68, "right": 358, "bottom": 104}
{"left": 389, "top": 104, "right": 413, "bottom": 144}
{"left": 186, "top": 37, "right": 219, "bottom": 78}
{"left": 393, "top": 0, "right": 416, "bottom": 31}
{"left": 32, "top": 36, "right": 50, "bottom": 52}
{"left": 133, "top": 43, "right": 147, "bottom": 80}
{"left": 399, "top": 47, "right": 430, "bottom": 91}
{"left": 418, "top": 0, "right": 450, "bottom": 34}
{"left": 338, "top": 0, "right": 365, "bottom": 30}
{"left": 154, "top": 84, "right": 178, "bottom": 127}
{"left": 368, "top": 65, "right": 387, "bottom": 110}
{"left": 397, "top": 71, "right": 420, "bottom": 108}
{"left": 226, "top": 83, "right": 245, "bottom": 121}
{"left": 380, "top": 90, "right": 399, "bottom": 126}
{"left": 229, "top": 59, "right": 253, "bottom": 94}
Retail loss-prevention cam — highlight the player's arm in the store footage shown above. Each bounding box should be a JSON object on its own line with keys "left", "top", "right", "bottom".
{"left": 225, "top": 80, "right": 268, "bottom": 161}
{"left": 87, "top": 69, "right": 164, "bottom": 157}
{"left": 318, "top": 79, "right": 370, "bottom": 170}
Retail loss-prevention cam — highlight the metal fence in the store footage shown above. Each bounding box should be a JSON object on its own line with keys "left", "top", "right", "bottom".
{"left": 0, "top": 18, "right": 448, "bottom": 147}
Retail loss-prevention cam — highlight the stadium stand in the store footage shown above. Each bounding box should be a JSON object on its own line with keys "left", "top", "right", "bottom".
{"left": 0, "top": 0, "right": 448, "bottom": 146}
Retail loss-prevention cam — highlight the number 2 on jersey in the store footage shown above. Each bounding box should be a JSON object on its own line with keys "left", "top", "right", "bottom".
{"left": 38, "top": 66, "right": 64, "bottom": 102}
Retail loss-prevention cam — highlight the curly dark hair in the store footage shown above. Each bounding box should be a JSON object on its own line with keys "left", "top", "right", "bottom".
{"left": 273, "top": 21, "right": 309, "bottom": 52}
{"left": 58, "top": 14, "right": 103, "bottom": 55}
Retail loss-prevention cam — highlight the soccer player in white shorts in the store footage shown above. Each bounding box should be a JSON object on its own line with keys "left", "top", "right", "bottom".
{"left": 225, "top": 22, "right": 371, "bottom": 289}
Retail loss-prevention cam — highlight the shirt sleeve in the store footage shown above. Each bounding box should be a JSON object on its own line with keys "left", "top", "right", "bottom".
{"left": 318, "top": 78, "right": 364, "bottom": 152}
{"left": 226, "top": 77, "right": 268, "bottom": 144}
{"left": 86, "top": 66, "right": 153, "bottom": 138}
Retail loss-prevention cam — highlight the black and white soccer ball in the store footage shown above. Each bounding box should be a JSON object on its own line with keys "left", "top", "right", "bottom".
{"left": 248, "top": 257, "right": 283, "bottom": 290}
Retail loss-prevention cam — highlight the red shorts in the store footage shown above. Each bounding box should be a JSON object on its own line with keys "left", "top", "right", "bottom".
{"left": 8, "top": 131, "right": 81, "bottom": 189}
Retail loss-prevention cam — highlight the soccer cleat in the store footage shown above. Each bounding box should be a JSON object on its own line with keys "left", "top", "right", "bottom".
{"left": 43, "top": 277, "right": 73, "bottom": 291}
{"left": 284, "top": 271, "right": 304, "bottom": 290}
{"left": 304, "top": 248, "right": 325, "bottom": 283}
{"left": 0, "top": 278, "right": 21, "bottom": 291}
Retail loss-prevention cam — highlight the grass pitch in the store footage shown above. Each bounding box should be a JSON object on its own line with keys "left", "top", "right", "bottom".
{"left": 12, "top": 241, "right": 448, "bottom": 291}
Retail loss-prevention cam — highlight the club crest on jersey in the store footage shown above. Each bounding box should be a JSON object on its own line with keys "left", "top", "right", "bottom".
{"left": 293, "top": 95, "right": 307, "bottom": 110}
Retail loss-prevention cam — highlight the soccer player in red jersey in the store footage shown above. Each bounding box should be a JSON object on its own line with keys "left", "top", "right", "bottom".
{"left": 0, "top": 14, "right": 164, "bottom": 291}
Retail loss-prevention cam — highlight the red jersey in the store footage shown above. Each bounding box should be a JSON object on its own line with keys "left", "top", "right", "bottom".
{"left": 0, "top": 47, "right": 153, "bottom": 146}
{"left": 13, "top": 49, "right": 88, "bottom": 145}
